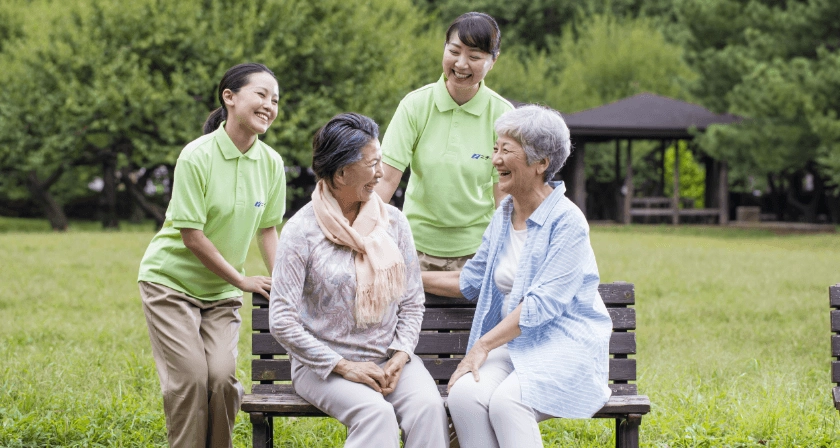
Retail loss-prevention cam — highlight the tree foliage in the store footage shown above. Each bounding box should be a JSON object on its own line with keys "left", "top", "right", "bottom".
{"left": 486, "top": 13, "right": 695, "bottom": 113}
{"left": 681, "top": 0, "right": 840, "bottom": 193}
{"left": 0, "top": 0, "right": 439, "bottom": 228}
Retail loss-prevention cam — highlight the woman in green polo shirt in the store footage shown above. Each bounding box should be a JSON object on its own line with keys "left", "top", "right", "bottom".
{"left": 375, "top": 12, "right": 513, "bottom": 271}
{"left": 137, "top": 63, "right": 286, "bottom": 448}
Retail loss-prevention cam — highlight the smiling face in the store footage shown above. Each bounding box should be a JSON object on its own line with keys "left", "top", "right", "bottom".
{"left": 334, "top": 139, "right": 384, "bottom": 205}
{"left": 223, "top": 71, "right": 279, "bottom": 135}
{"left": 442, "top": 32, "right": 496, "bottom": 98}
{"left": 493, "top": 134, "right": 548, "bottom": 197}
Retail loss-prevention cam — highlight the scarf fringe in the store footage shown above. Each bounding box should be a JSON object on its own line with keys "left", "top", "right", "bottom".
{"left": 354, "top": 262, "right": 406, "bottom": 328}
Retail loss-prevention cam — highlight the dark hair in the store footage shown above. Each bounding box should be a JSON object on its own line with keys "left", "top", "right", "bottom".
{"left": 311, "top": 113, "right": 380, "bottom": 185}
{"left": 445, "top": 12, "right": 501, "bottom": 59}
{"left": 203, "top": 62, "right": 277, "bottom": 135}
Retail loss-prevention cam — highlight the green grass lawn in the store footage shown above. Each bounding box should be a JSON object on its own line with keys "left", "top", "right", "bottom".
{"left": 1, "top": 219, "right": 839, "bottom": 447}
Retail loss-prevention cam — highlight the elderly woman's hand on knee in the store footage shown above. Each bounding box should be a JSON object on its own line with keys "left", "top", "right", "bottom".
{"left": 333, "top": 359, "right": 387, "bottom": 393}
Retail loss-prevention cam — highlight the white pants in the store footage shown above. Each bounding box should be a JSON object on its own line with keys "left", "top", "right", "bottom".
{"left": 291, "top": 353, "right": 449, "bottom": 448}
{"left": 447, "top": 346, "right": 553, "bottom": 448}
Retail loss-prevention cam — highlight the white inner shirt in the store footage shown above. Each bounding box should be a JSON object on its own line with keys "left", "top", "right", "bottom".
{"left": 494, "top": 221, "right": 528, "bottom": 319}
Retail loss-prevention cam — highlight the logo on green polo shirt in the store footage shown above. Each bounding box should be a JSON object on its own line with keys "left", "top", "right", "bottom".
{"left": 471, "top": 154, "right": 490, "bottom": 160}
{"left": 254, "top": 201, "right": 266, "bottom": 207}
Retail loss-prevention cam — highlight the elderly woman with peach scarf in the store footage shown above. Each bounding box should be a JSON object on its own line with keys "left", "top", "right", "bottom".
{"left": 269, "top": 113, "right": 449, "bottom": 448}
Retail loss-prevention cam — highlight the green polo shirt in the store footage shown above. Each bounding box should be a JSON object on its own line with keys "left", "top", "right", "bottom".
{"left": 138, "top": 123, "right": 286, "bottom": 301}
{"left": 382, "top": 74, "right": 513, "bottom": 257}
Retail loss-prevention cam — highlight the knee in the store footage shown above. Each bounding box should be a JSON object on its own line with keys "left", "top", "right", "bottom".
{"left": 207, "top": 360, "right": 237, "bottom": 395}
{"left": 409, "top": 391, "right": 447, "bottom": 419}
{"left": 359, "top": 399, "right": 399, "bottom": 427}
{"left": 487, "top": 391, "right": 525, "bottom": 424}
{"left": 447, "top": 379, "right": 483, "bottom": 415}
{"left": 165, "top": 359, "right": 208, "bottom": 397}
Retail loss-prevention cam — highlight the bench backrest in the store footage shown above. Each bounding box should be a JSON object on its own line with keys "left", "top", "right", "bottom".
{"left": 831, "top": 285, "right": 840, "bottom": 410}
{"left": 251, "top": 281, "right": 639, "bottom": 396}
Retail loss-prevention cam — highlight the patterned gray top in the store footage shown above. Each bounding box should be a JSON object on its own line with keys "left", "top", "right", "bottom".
{"left": 269, "top": 202, "right": 425, "bottom": 380}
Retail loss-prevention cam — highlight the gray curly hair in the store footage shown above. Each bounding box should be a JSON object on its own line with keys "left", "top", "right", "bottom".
{"left": 494, "top": 105, "right": 571, "bottom": 182}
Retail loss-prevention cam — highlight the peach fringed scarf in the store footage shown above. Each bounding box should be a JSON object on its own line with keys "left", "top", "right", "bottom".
{"left": 311, "top": 180, "right": 406, "bottom": 328}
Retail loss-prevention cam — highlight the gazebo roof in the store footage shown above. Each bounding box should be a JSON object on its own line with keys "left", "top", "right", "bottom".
{"left": 562, "top": 93, "right": 741, "bottom": 140}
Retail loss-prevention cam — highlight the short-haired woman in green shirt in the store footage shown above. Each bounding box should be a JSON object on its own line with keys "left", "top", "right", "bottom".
{"left": 375, "top": 12, "right": 514, "bottom": 272}
{"left": 137, "top": 63, "right": 287, "bottom": 448}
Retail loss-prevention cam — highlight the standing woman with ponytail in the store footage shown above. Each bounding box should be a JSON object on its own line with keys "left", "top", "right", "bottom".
{"left": 137, "top": 63, "right": 286, "bottom": 448}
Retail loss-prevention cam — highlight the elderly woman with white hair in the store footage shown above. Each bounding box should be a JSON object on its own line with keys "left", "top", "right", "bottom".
{"left": 422, "top": 105, "right": 613, "bottom": 447}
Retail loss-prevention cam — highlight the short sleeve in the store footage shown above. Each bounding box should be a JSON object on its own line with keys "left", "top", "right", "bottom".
{"left": 381, "top": 99, "right": 417, "bottom": 172}
{"left": 169, "top": 157, "right": 207, "bottom": 230}
{"left": 259, "top": 160, "right": 287, "bottom": 228}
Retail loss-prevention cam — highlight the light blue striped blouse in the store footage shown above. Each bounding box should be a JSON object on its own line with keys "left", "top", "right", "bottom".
{"left": 459, "top": 181, "right": 613, "bottom": 418}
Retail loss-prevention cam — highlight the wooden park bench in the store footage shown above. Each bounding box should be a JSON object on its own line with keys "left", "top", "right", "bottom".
{"left": 831, "top": 284, "right": 840, "bottom": 412}
{"left": 242, "top": 281, "right": 650, "bottom": 447}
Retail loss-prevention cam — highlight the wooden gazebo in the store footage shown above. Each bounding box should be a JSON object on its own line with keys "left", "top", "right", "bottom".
{"left": 558, "top": 93, "right": 741, "bottom": 224}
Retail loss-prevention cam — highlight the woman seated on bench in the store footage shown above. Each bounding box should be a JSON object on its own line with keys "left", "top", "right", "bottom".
{"left": 423, "top": 105, "right": 613, "bottom": 448}
{"left": 269, "top": 113, "right": 449, "bottom": 448}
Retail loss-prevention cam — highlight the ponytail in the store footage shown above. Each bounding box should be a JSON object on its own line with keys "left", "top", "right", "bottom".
{"left": 203, "top": 107, "right": 227, "bottom": 135}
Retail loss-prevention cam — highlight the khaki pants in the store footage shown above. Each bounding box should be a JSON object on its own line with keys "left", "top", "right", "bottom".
{"left": 417, "top": 251, "right": 473, "bottom": 272}
{"left": 291, "top": 354, "right": 449, "bottom": 448}
{"left": 139, "top": 281, "right": 244, "bottom": 448}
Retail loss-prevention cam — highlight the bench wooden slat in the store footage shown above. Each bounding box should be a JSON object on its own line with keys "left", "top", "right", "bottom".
{"left": 252, "top": 306, "right": 636, "bottom": 332}
{"left": 252, "top": 333, "right": 471, "bottom": 356}
{"left": 251, "top": 282, "right": 636, "bottom": 308}
{"left": 832, "top": 309, "right": 840, "bottom": 332}
{"left": 252, "top": 331, "right": 636, "bottom": 357}
{"left": 252, "top": 358, "right": 636, "bottom": 382}
{"left": 833, "top": 335, "right": 840, "bottom": 357}
{"left": 242, "top": 384, "right": 650, "bottom": 416}
{"left": 833, "top": 361, "right": 840, "bottom": 384}
{"left": 830, "top": 285, "right": 840, "bottom": 308}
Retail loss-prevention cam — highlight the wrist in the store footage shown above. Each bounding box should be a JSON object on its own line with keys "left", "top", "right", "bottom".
{"left": 333, "top": 358, "right": 349, "bottom": 375}
{"left": 391, "top": 350, "right": 410, "bottom": 364}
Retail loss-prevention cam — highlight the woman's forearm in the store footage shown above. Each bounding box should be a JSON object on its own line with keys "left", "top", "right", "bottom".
{"left": 257, "top": 226, "right": 278, "bottom": 273}
{"left": 421, "top": 270, "right": 464, "bottom": 298}
{"left": 373, "top": 163, "right": 403, "bottom": 204}
{"left": 180, "top": 228, "right": 244, "bottom": 287}
{"left": 476, "top": 303, "right": 523, "bottom": 351}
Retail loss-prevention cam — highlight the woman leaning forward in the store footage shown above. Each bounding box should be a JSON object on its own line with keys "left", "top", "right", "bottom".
{"left": 269, "top": 113, "right": 449, "bottom": 448}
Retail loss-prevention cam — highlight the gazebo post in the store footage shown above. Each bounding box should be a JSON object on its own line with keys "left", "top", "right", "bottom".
{"left": 623, "top": 140, "right": 633, "bottom": 225}
{"left": 719, "top": 161, "right": 729, "bottom": 225}
{"left": 672, "top": 141, "right": 680, "bottom": 225}
{"left": 615, "top": 140, "right": 621, "bottom": 222}
{"left": 569, "top": 141, "right": 587, "bottom": 215}
{"left": 659, "top": 140, "right": 667, "bottom": 196}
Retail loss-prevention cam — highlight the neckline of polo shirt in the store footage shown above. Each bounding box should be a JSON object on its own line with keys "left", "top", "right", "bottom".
{"left": 215, "top": 121, "right": 262, "bottom": 160}
{"left": 523, "top": 181, "right": 567, "bottom": 227}
{"left": 433, "top": 74, "right": 492, "bottom": 117}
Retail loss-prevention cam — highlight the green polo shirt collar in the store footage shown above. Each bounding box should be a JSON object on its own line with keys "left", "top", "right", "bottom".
{"left": 215, "top": 122, "right": 262, "bottom": 160}
{"left": 433, "top": 74, "right": 491, "bottom": 117}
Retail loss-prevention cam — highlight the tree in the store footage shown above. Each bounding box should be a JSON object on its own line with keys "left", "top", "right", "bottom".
{"left": 680, "top": 0, "right": 840, "bottom": 221}
{"left": 0, "top": 0, "right": 440, "bottom": 228}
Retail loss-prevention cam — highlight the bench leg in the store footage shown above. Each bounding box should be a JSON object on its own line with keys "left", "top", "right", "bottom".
{"left": 615, "top": 414, "right": 642, "bottom": 448}
{"left": 250, "top": 412, "right": 273, "bottom": 448}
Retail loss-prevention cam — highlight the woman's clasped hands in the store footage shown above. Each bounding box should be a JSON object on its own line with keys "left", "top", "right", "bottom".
{"left": 333, "top": 351, "right": 410, "bottom": 396}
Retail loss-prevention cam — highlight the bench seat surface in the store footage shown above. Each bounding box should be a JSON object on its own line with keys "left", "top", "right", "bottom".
{"left": 242, "top": 384, "right": 651, "bottom": 417}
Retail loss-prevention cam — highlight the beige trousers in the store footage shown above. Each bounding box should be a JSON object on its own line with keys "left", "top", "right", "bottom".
{"left": 290, "top": 353, "right": 449, "bottom": 448}
{"left": 139, "top": 281, "right": 244, "bottom": 448}
{"left": 447, "top": 346, "right": 553, "bottom": 448}
{"left": 417, "top": 251, "right": 473, "bottom": 272}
